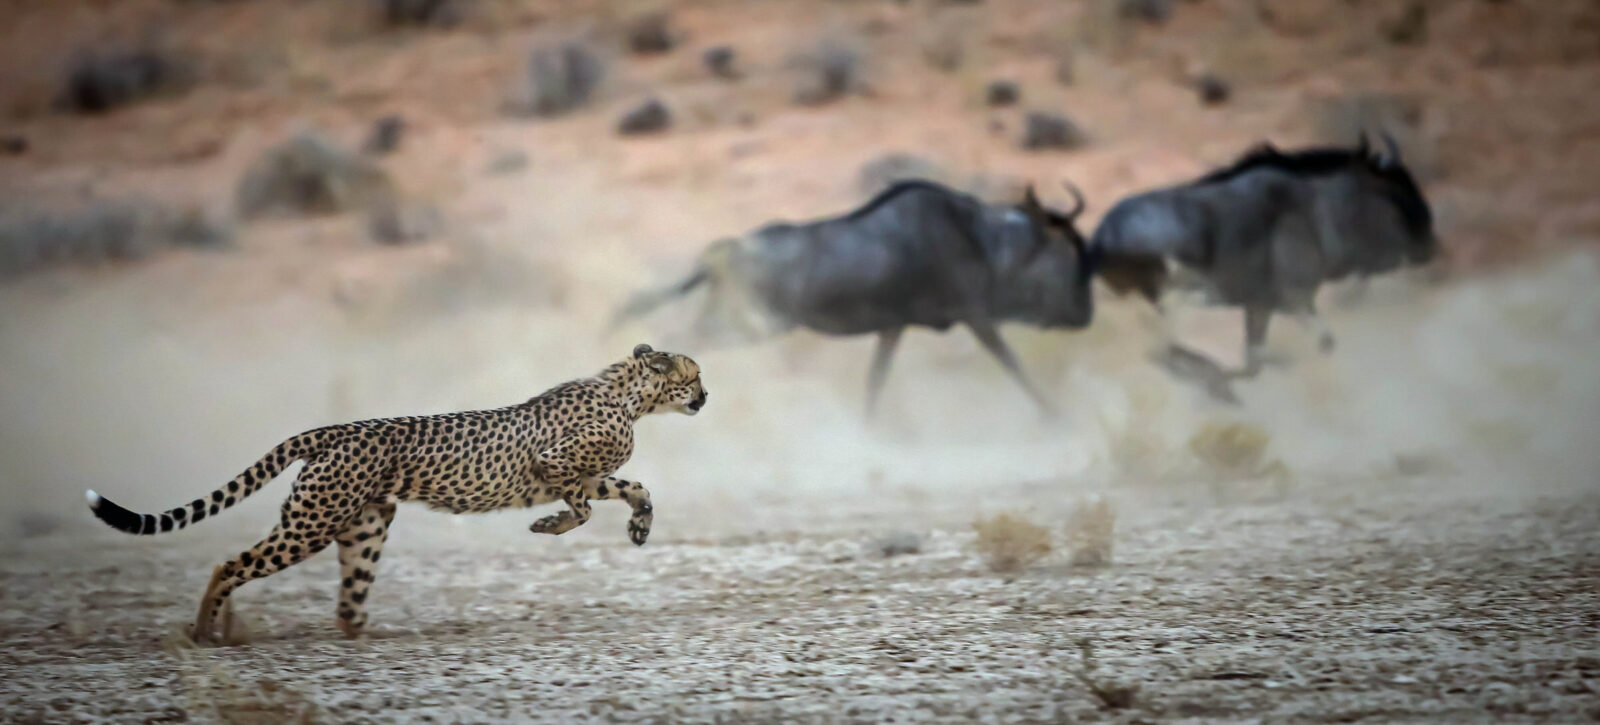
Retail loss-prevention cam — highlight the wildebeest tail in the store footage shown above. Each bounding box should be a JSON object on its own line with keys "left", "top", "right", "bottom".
{"left": 608, "top": 239, "right": 737, "bottom": 331}
{"left": 85, "top": 428, "right": 337, "bottom": 535}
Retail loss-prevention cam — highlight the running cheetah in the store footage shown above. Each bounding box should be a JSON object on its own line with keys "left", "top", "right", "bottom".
{"left": 86, "top": 344, "right": 708, "bottom": 643}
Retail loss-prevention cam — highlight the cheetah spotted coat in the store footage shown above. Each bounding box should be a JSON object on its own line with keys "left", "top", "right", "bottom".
{"left": 87, "top": 344, "right": 707, "bottom": 643}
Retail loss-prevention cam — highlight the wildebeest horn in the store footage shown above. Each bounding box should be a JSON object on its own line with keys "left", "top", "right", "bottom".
{"left": 1356, "top": 131, "right": 1371, "bottom": 157}
{"left": 1023, "top": 183, "right": 1041, "bottom": 209}
{"left": 1060, "top": 181, "right": 1086, "bottom": 220}
{"left": 1378, "top": 132, "right": 1402, "bottom": 168}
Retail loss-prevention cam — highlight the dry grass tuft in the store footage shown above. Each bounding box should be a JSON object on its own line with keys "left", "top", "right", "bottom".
{"left": 1065, "top": 495, "right": 1116, "bottom": 568}
{"left": 1187, "top": 420, "right": 1272, "bottom": 476}
{"left": 973, "top": 512, "right": 1052, "bottom": 573}
{"left": 1187, "top": 420, "right": 1294, "bottom": 497}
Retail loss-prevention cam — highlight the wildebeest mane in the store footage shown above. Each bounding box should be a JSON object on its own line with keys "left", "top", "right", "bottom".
{"left": 843, "top": 180, "right": 969, "bottom": 221}
{"left": 1196, "top": 143, "right": 1372, "bottom": 185}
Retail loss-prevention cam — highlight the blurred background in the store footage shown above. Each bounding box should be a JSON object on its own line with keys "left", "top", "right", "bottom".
{"left": 2, "top": 1, "right": 1599, "bottom": 720}
{"left": 1, "top": 0, "right": 1597, "bottom": 540}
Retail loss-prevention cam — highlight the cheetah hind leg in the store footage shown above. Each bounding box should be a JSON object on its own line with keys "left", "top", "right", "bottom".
{"left": 185, "top": 564, "right": 230, "bottom": 645}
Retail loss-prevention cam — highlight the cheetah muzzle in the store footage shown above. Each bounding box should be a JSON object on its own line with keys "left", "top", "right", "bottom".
{"left": 84, "top": 344, "right": 707, "bottom": 644}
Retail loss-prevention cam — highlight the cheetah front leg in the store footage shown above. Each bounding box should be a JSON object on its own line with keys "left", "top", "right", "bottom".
{"left": 584, "top": 476, "right": 654, "bottom": 546}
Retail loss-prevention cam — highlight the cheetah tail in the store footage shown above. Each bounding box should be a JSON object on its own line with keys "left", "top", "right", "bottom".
{"left": 85, "top": 429, "right": 332, "bottom": 536}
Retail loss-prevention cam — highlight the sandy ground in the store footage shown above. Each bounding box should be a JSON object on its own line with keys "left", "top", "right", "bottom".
{"left": 2, "top": 479, "right": 1597, "bottom": 723}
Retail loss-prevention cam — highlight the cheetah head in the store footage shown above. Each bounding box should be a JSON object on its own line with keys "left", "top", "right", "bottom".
{"left": 632, "top": 344, "right": 708, "bottom": 416}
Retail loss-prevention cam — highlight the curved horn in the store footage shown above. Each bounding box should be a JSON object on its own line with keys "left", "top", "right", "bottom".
{"left": 1379, "top": 132, "right": 1402, "bottom": 167}
{"left": 1022, "top": 183, "right": 1041, "bottom": 209}
{"left": 1356, "top": 131, "right": 1371, "bottom": 157}
{"left": 1060, "top": 180, "right": 1086, "bottom": 220}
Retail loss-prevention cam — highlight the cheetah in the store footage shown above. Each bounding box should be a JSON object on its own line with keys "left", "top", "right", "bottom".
{"left": 85, "top": 344, "right": 708, "bottom": 644}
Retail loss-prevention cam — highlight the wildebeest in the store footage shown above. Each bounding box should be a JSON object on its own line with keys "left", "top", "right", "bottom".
{"left": 1089, "top": 135, "right": 1437, "bottom": 402}
{"left": 610, "top": 180, "right": 1094, "bottom": 417}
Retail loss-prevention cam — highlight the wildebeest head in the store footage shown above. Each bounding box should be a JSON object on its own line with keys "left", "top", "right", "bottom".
{"left": 1355, "top": 133, "right": 1436, "bottom": 265}
{"left": 999, "top": 182, "right": 1094, "bottom": 328}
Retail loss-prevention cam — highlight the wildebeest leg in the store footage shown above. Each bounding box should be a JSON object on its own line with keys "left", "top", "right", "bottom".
{"left": 1236, "top": 305, "right": 1273, "bottom": 378}
{"left": 864, "top": 327, "right": 904, "bottom": 420}
{"left": 967, "top": 320, "right": 1056, "bottom": 417}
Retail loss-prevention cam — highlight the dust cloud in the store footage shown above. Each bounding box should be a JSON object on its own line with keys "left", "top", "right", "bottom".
{"left": 3, "top": 237, "right": 1596, "bottom": 545}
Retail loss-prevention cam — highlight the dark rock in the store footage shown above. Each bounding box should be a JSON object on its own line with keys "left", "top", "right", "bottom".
{"left": 362, "top": 115, "right": 405, "bottom": 155}
{"left": 1382, "top": 2, "right": 1428, "bottom": 45}
{"left": 626, "top": 12, "right": 676, "bottom": 55}
{"left": 985, "top": 80, "right": 1020, "bottom": 107}
{"left": 374, "top": 0, "right": 463, "bottom": 28}
{"left": 1193, "top": 74, "right": 1230, "bottom": 106}
{"left": 617, "top": 98, "right": 671, "bottom": 136}
{"left": 704, "top": 46, "right": 738, "bottom": 80}
{"left": 1020, "top": 111, "right": 1087, "bottom": 151}
{"left": 59, "top": 46, "right": 190, "bottom": 114}
{"left": 1117, "top": 0, "right": 1173, "bottom": 25}
{"left": 872, "top": 531, "right": 923, "bottom": 558}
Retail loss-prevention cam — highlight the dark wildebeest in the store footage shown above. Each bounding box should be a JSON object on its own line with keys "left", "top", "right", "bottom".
{"left": 1089, "top": 135, "right": 1437, "bottom": 402}
{"left": 610, "top": 180, "right": 1094, "bottom": 417}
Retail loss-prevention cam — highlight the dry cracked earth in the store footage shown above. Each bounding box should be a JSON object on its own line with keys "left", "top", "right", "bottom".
{"left": 3, "top": 480, "right": 1597, "bottom": 724}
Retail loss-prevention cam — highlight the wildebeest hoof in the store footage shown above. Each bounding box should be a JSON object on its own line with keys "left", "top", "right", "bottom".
{"left": 1151, "top": 344, "right": 1241, "bottom": 405}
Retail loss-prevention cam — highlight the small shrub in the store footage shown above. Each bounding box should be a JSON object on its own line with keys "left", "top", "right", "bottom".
{"left": 1186, "top": 420, "right": 1271, "bottom": 476}
{"left": 973, "top": 512, "right": 1052, "bottom": 573}
{"left": 368, "top": 197, "right": 442, "bottom": 245}
{"left": 0, "top": 198, "right": 230, "bottom": 277}
{"left": 918, "top": 27, "right": 964, "bottom": 73}
{"left": 855, "top": 152, "right": 949, "bottom": 196}
{"left": 792, "top": 39, "right": 862, "bottom": 106}
{"left": 1065, "top": 495, "right": 1115, "bottom": 568}
{"left": 235, "top": 130, "right": 395, "bottom": 218}
{"left": 485, "top": 148, "right": 529, "bottom": 175}
{"left": 506, "top": 41, "right": 605, "bottom": 118}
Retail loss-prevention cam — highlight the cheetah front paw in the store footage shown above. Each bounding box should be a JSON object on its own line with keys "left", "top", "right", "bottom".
{"left": 627, "top": 502, "right": 653, "bottom": 546}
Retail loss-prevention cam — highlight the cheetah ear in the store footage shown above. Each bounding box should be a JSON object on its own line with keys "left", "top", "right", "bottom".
{"left": 632, "top": 344, "right": 654, "bottom": 359}
{"left": 646, "top": 354, "right": 674, "bottom": 375}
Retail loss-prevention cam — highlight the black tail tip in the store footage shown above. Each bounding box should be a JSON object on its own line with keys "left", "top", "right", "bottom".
{"left": 86, "top": 489, "right": 153, "bottom": 535}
